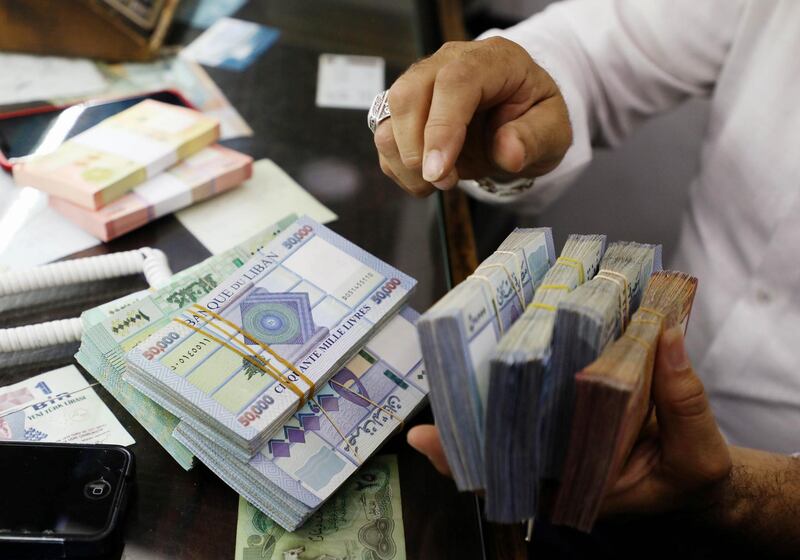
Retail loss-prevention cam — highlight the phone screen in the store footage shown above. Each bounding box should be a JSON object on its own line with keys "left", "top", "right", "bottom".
{"left": 0, "top": 90, "right": 189, "bottom": 164}
{"left": 0, "top": 444, "right": 131, "bottom": 538}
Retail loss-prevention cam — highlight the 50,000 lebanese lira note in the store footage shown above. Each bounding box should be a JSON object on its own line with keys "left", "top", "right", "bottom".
{"left": 76, "top": 215, "right": 297, "bottom": 469}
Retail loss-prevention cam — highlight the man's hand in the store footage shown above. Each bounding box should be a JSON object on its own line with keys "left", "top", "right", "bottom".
{"left": 375, "top": 37, "right": 572, "bottom": 197}
{"left": 601, "top": 326, "right": 732, "bottom": 515}
{"left": 407, "top": 326, "right": 733, "bottom": 508}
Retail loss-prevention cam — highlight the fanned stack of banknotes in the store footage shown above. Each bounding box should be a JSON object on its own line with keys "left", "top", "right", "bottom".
{"left": 420, "top": 228, "right": 698, "bottom": 533}
{"left": 77, "top": 217, "right": 697, "bottom": 534}
{"left": 77, "top": 215, "right": 429, "bottom": 530}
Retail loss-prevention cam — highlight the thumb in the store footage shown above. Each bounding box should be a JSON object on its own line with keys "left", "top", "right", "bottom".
{"left": 407, "top": 424, "right": 452, "bottom": 478}
{"left": 491, "top": 94, "right": 572, "bottom": 176}
{"left": 653, "top": 326, "right": 728, "bottom": 475}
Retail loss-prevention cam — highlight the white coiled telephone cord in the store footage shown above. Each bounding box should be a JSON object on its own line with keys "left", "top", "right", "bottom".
{"left": 0, "top": 248, "right": 172, "bottom": 352}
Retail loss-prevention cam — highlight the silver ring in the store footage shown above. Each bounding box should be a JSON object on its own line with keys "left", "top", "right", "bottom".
{"left": 367, "top": 90, "right": 391, "bottom": 134}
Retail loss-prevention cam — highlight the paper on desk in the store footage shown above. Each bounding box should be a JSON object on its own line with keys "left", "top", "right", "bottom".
{"left": 0, "top": 172, "right": 99, "bottom": 269}
{"left": 316, "top": 53, "right": 385, "bottom": 110}
{"left": 0, "top": 53, "right": 107, "bottom": 107}
{"left": 180, "top": 17, "right": 280, "bottom": 71}
{"left": 85, "top": 57, "right": 253, "bottom": 140}
{"left": 0, "top": 365, "right": 134, "bottom": 446}
{"left": 176, "top": 159, "right": 336, "bottom": 254}
{"left": 175, "top": 0, "right": 248, "bottom": 29}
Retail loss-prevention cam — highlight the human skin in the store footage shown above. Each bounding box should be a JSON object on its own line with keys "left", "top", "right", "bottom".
{"left": 407, "top": 328, "right": 800, "bottom": 554}
{"left": 373, "top": 37, "right": 572, "bottom": 196}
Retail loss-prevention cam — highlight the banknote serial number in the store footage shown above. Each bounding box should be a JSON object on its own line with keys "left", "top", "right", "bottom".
{"left": 341, "top": 271, "right": 376, "bottom": 302}
{"left": 371, "top": 278, "right": 401, "bottom": 305}
{"left": 169, "top": 337, "right": 212, "bottom": 371}
{"left": 142, "top": 332, "right": 180, "bottom": 361}
{"left": 282, "top": 224, "right": 314, "bottom": 250}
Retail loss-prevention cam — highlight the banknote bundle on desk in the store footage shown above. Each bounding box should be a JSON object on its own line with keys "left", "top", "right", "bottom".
{"left": 76, "top": 215, "right": 429, "bottom": 530}
{"left": 420, "top": 229, "right": 698, "bottom": 533}
{"left": 13, "top": 99, "right": 253, "bottom": 241}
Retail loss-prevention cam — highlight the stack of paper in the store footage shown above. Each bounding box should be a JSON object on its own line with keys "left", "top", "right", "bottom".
{"left": 484, "top": 234, "right": 606, "bottom": 522}
{"left": 176, "top": 307, "right": 427, "bottom": 530}
{"left": 538, "top": 241, "right": 662, "bottom": 482}
{"left": 13, "top": 99, "right": 220, "bottom": 209}
{"left": 124, "top": 216, "right": 416, "bottom": 459}
{"left": 51, "top": 145, "right": 252, "bottom": 241}
{"left": 418, "top": 229, "right": 555, "bottom": 491}
{"left": 553, "top": 271, "right": 697, "bottom": 531}
{"left": 77, "top": 215, "right": 423, "bottom": 530}
{"left": 77, "top": 215, "right": 298, "bottom": 469}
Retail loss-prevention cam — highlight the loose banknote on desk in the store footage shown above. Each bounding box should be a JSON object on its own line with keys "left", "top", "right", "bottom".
{"left": 235, "top": 454, "right": 406, "bottom": 560}
{"left": 125, "top": 216, "right": 417, "bottom": 460}
{"left": 13, "top": 99, "right": 219, "bottom": 209}
{"left": 0, "top": 365, "right": 133, "bottom": 446}
{"left": 77, "top": 215, "right": 299, "bottom": 469}
{"left": 174, "top": 307, "right": 428, "bottom": 530}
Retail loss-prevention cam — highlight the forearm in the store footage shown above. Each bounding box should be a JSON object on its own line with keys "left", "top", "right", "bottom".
{"left": 706, "top": 447, "right": 800, "bottom": 553}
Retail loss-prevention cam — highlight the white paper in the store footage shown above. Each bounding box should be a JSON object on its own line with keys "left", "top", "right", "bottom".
{"left": 176, "top": 159, "right": 337, "bottom": 254}
{"left": 316, "top": 53, "right": 385, "bottom": 110}
{"left": 0, "top": 53, "right": 107, "bottom": 106}
{"left": 0, "top": 172, "right": 100, "bottom": 268}
{"left": 0, "top": 365, "right": 134, "bottom": 446}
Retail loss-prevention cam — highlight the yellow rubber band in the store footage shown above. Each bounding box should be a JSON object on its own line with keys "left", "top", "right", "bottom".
{"left": 193, "top": 304, "right": 316, "bottom": 395}
{"left": 538, "top": 283, "right": 571, "bottom": 292}
{"left": 638, "top": 306, "right": 666, "bottom": 319}
{"left": 173, "top": 318, "right": 305, "bottom": 400}
{"left": 527, "top": 302, "right": 557, "bottom": 312}
{"left": 557, "top": 256, "right": 585, "bottom": 283}
{"left": 624, "top": 332, "right": 651, "bottom": 353}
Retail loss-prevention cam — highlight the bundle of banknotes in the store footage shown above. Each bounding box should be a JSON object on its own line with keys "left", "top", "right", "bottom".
{"left": 13, "top": 99, "right": 255, "bottom": 241}
{"left": 418, "top": 228, "right": 556, "bottom": 491}
{"left": 420, "top": 229, "right": 698, "bottom": 533}
{"left": 77, "top": 215, "right": 428, "bottom": 530}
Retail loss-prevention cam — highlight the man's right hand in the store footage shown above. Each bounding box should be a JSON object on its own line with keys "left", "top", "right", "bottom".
{"left": 374, "top": 36, "right": 573, "bottom": 197}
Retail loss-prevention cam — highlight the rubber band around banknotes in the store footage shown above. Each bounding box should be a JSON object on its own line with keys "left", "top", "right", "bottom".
{"left": 528, "top": 302, "right": 557, "bottom": 312}
{"left": 192, "top": 304, "right": 317, "bottom": 395}
{"left": 173, "top": 318, "right": 306, "bottom": 401}
{"left": 556, "top": 256, "right": 585, "bottom": 283}
{"left": 475, "top": 262, "right": 526, "bottom": 308}
{"left": 494, "top": 250, "right": 527, "bottom": 302}
{"left": 470, "top": 273, "right": 504, "bottom": 335}
{"left": 537, "top": 283, "right": 571, "bottom": 292}
{"left": 595, "top": 269, "right": 630, "bottom": 329}
{"left": 174, "top": 315, "right": 358, "bottom": 459}
{"left": 184, "top": 306, "right": 307, "bottom": 398}
{"left": 623, "top": 331, "right": 651, "bottom": 353}
{"left": 630, "top": 306, "right": 667, "bottom": 327}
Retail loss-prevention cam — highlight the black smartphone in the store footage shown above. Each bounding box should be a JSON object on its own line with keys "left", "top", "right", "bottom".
{"left": 0, "top": 89, "right": 193, "bottom": 170}
{"left": 0, "top": 442, "right": 134, "bottom": 558}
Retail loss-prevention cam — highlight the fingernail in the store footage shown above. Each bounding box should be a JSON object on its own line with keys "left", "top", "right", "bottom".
{"left": 422, "top": 150, "right": 444, "bottom": 182}
{"left": 665, "top": 326, "right": 690, "bottom": 371}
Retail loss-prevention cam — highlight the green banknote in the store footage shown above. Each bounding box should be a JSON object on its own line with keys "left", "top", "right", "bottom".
{"left": 76, "top": 215, "right": 298, "bottom": 469}
{"left": 235, "top": 454, "right": 406, "bottom": 560}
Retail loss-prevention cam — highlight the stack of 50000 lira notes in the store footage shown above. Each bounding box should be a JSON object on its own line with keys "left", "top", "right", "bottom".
{"left": 14, "top": 99, "right": 255, "bottom": 241}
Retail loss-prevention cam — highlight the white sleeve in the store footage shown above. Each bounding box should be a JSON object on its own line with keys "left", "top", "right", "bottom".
{"left": 459, "top": 0, "right": 745, "bottom": 212}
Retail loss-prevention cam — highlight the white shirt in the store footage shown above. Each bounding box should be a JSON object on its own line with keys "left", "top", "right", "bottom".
{"left": 462, "top": 0, "right": 800, "bottom": 453}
